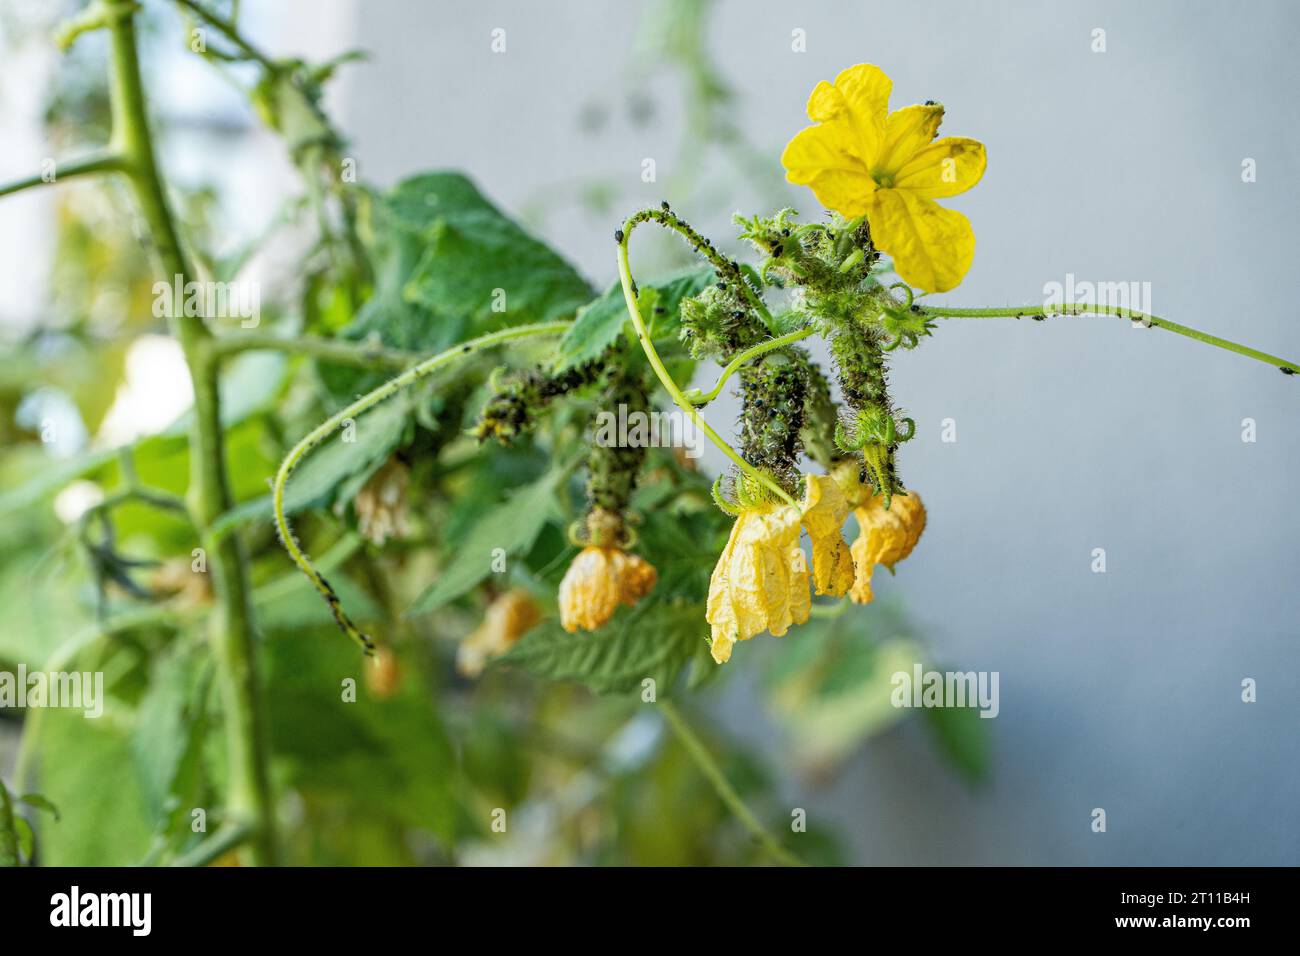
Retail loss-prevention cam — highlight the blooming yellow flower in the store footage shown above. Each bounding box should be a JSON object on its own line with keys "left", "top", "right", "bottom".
{"left": 457, "top": 588, "right": 542, "bottom": 677}
{"left": 782, "top": 63, "right": 987, "bottom": 293}
{"left": 707, "top": 503, "right": 810, "bottom": 664}
{"left": 558, "top": 546, "right": 657, "bottom": 633}
{"left": 848, "top": 490, "right": 927, "bottom": 605}
{"left": 800, "top": 473, "right": 855, "bottom": 598}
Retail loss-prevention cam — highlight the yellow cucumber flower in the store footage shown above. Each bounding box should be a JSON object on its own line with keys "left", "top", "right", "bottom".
{"left": 457, "top": 588, "right": 542, "bottom": 677}
{"left": 782, "top": 63, "right": 987, "bottom": 293}
{"left": 848, "top": 489, "right": 927, "bottom": 605}
{"left": 707, "top": 502, "right": 810, "bottom": 664}
{"left": 558, "top": 546, "right": 657, "bottom": 633}
{"left": 800, "top": 473, "right": 855, "bottom": 598}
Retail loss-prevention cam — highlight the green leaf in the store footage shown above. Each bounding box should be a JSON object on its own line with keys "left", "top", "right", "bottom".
{"left": 394, "top": 172, "right": 593, "bottom": 329}
{"left": 554, "top": 283, "right": 628, "bottom": 371}
{"left": 318, "top": 192, "right": 461, "bottom": 403}
{"left": 555, "top": 267, "right": 714, "bottom": 372}
{"left": 258, "top": 570, "right": 383, "bottom": 631}
{"left": 0, "top": 549, "right": 96, "bottom": 669}
{"left": 264, "top": 631, "right": 459, "bottom": 844}
{"left": 211, "top": 395, "right": 411, "bottom": 537}
{"left": 0, "top": 780, "right": 19, "bottom": 867}
{"left": 18, "top": 794, "right": 60, "bottom": 822}
{"left": 0, "top": 446, "right": 117, "bottom": 519}
{"left": 764, "top": 615, "right": 923, "bottom": 771}
{"left": 496, "top": 602, "right": 708, "bottom": 696}
{"left": 31, "top": 705, "right": 156, "bottom": 865}
{"left": 406, "top": 469, "right": 563, "bottom": 615}
{"left": 385, "top": 171, "right": 498, "bottom": 229}
{"left": 922, "top": 689, "right": 992, "bottom": 784}
{"left": 130, "top": 643, "right": 209, "bottom": 829}
{"left": 251, "top": 70, "right": 333, "bottom": 155}
{"left": 14, "top": 817, "right": 34, "bottom": 864}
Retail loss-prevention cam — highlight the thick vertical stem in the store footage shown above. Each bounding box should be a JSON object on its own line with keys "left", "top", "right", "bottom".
{"left": 106, "top": 2, "right": 275, "bottom": 864}
{"left": 0, "top": 782, "right": 19, "bottom": 867}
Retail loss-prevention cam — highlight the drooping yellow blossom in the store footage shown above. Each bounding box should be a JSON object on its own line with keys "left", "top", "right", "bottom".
{"left": 848, "top": 490, "right": 927, "bottom": 605}
{"left": 782, "top": 63, "right": 987, "bottom": 293}
{"left": 799, "top": 473, "right": 855, "bottom": 598}
{"left": 457, "top": 589, "right": 542, "bottom": 677}
{"left": 707, "top": 503, "right": 810, "bottom": 664}
{"left": 355, "top": 457, "right": 411, "bottom": 546}
{"left": 558, "top": 546, "right": 657, "bottom": 633}
{"left": 149, "top": 556, "right": 213, "bottom": 609}
{"left": 366, "top": 645, "right": 403, "bottom": 698}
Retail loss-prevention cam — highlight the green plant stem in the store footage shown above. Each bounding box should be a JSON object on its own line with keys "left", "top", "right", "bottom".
{"left": 174, "top": 0, "right": 278, "bottom": 71}
{"left": 105, "top": 1, "right": 276, "bottom": 865}
{"left": 0, "top": 152, "right": 124, "bottom": 198}
{"left": 618, "top": 218, "right": 797, "bottom": 506}
{"left": 659, "top": 700, "right": 806, "bottom": 867}
{"left": 684, "top": 327, "right": 815, "bottom": 405}
{"left": 0, "top": 781, "right": 18, "bottom": 867}
{"left": 170, "top": 821, "right": 254, "bottom": 867}
{"left": 919, "top": 303, "right": 1299, "bottom": 373}
{"left": 174, "top": 0, "right": 368, "bottom": 285}
{"left": 210, "top": 332, "right": 421, "bottom": 369}
{"left": 625, "top": 207, "right": 774, "bottom": 327}
{"left": 272, "top": 322, "right": 569, "bottom": 652}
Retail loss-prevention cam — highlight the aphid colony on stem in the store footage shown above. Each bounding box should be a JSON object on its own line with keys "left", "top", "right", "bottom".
{"left": 475, "top": 195, "right": 930, "bottom": 665}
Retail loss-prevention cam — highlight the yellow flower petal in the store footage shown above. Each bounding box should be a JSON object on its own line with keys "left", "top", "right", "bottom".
{"left": 848, "top": 491, "right": 927, "bottom": 605}
{"left": 781, "top": 123, "right": 859, "bottom": 184}
{"left": 806, "top": 80, "right": 844, "bottom": 122}
{"left": 781, "top": 125, "right": 877, "bottom": 215}
{"left": 867, "top": 187, "right": 975, "bottom": 293}
{"left": 800, "top": 473, "right": 855, "bottom": 597}
{"left": 558, "top": 546, "right": 657, "bottom": 633}
{"left": 611, "top": 549, "right": 658, "bottom": 605}
{"left": 784, "top": 545, "right": 812, "bottom": 630}
{"left": 458, "top": 589, "right": 541, "bottom": 677}
{"left": 877, "top": 103, "right": 945, "bottom": 175}
{"left": 711, "top": 630, "right": 736, "bottom": 665}
{"left": 808, "top": 64, "right": 892, "bottom": 160}
{"left": 707, "top": 505, "right": 808, "bottom": 663}
{"left": 895, "top": 136, "right": 987, "bottom": 200}
{"left": 786, "top": 63, "right": 893, "bottom": 201}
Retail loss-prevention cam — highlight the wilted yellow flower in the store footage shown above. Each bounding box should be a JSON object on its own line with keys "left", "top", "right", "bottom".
{"left": 149, "top": 556, "right": 212, "bottom": 608}
{"left": 848, "top": 490, "right": 927, "bottom": 605}
{"left": 707, "top": 503, "right": 810, "bottom": 664}
{"left": 355, "top": 458, "right": 410, "bottom": 546}
{"left": 558, "top": 546, "right": 657, "bottom": 633}
{"left": 782, "top": 63, "right": 987, "bottom": 293}
{"left": 366, "top": 645, "right": 403, "bottom": 698}
{"left": 800, "top": 473, "right": 855, "bottom": 598}
{"left": 457, "top": 589, "right": 542, "bottom": 677}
